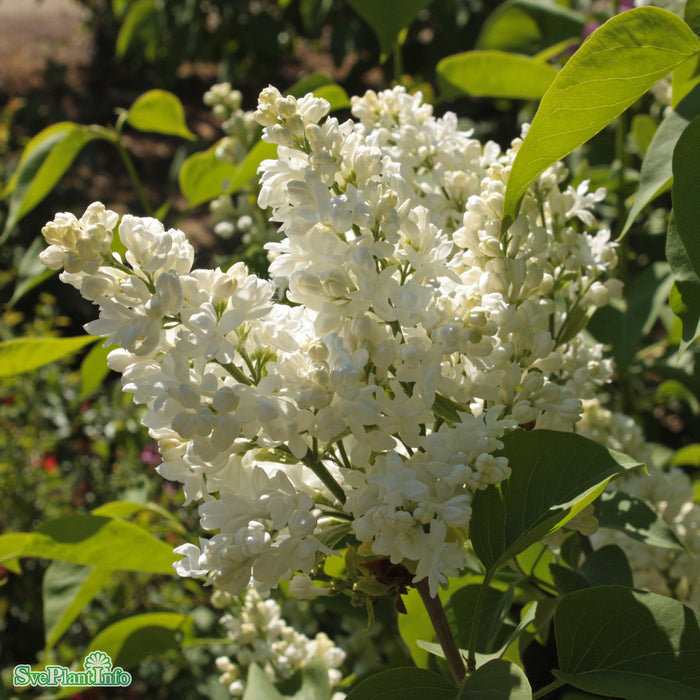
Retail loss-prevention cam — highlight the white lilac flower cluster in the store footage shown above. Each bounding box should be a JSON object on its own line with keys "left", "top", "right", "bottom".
{"left": 204, "top": 82, "right": 282, "bottom": 251}
{"left": 204, "top": 82, "right": 260, "bottom": 164}
{"left": 41, "top": 86, "right": 620, "bottom": 597}
{"left": 578, "top": 400, "right": 700, "bottom": 610}
{"left": 212, "top": 588, "right": 346, "bottom": 697}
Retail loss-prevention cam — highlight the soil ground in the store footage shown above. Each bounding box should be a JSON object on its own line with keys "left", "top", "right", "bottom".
{"left": 0, "top": 0, "right": 91, "bottom": 97}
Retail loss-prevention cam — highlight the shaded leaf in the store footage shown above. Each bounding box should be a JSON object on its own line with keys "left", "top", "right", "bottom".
{"left": 7, "top": 236, "right": 56, "bottom": 307}
{"left": 85, "top": 613, "right": 193, "bottom": 670}
{"left": 587, "top": 263, "right": 674, "bottom": 370}
{"left": 437, "top": 51, "right": 557, "bottom": 101}
{"left": 686, "top": 0, "right": 700, "bottom": 36}
{"left": 126, "top": 89, "right": 196, "bottom": 140}
{"left": 553, "top": 586, "right": 700, "bottom": 699}
{"left": 550, "top": 545, "right": 634, "bottom": 592}
{"left": 346, "top": 0, "right": 434, "bottom": 60}
{"left": 115, "top": 0, "right": 158, "bottom": 61}
{"left": 503, "top": 7, "right": 700, "bottom": 225}
{"left": 457, "top": 659, "right": 531, "bottom": 699}
{"left": 594, "top": 490, "right": 686, "bottom": 550}
{"left": 477, "top": 0, "right": 585, "bottom": 55}
{"left": 290, "top": 659, "right": 332, "bottom": 700}
{"left": 0, "top": 336, "right": 98, "bottom": 377}
{"left": 243, "top": 663, "right": 286, "bottom": 700}
{"left": 470, "top": 430, "right": 642, "bottom": 573}
{"left": 445, "top": 584, "right": 515, "bottom": 654}
{"left": 672, "top": 113, "right": 700, "bottom": 281}
{"left": 345, "top": 667, "right": 456, "bottom": 700}
{"left": 622, "top": 82, "right": 700, "bottom": 236}
{"left": 43, "top": 562, "right": 112, "bottom": 650}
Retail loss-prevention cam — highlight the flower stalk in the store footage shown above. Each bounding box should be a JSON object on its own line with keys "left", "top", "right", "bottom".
{"left": 415, "top": 578, "right": 466, "bottom": 686}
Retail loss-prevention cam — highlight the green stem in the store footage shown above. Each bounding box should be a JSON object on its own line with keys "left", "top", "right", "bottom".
{"left": 114, "top": 114, "right": 154, "bottom": 217}
{"left": 467, "top": 567, "right": 494, "bottom": 671}
{"left": 302, "top": 451, "right": 347, "bottom": 506}
{"left": 416, "top": 578, "right": 466, "bottom": 686}
{"left": 532, "top": 677, "right": 566, "bottom": 699}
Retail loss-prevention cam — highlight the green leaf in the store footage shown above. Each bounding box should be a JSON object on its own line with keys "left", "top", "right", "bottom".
{"left": 227, "top": 140, "right": 278, "bottom": 195}
{"left": 178, "top": 145, "right": 238, "bottom": 208}
{"left": 346, "top": 0, "right": 434, "bottom": 61}
{"left": 7, "top": 236, "right": 56, "bottom": 307}
{"left": 470, "top": 430, "right": 643, "bottom": 573}
{"left": 43, "top": 561, "right": 112, "bottom": 650}
{"left": 553, "top": 586, "right": 700, "bottom": 699}
{"left": 550, "top": 544, "right": 633, "bottom": 593}
{"left": 437, "top": 51, "right": 558, "bottom": 101}
{"left": 0, "top": 336, "right": 98, "bottom": 377}
{"left": 477, "top": 0, "right": 585, "bottom": 56}
{"left": 669, "top": 280, "right": 700, "bottom": 350}
{"left": 345, "top": 667, "right": 456, "bottom": 700}
{"left": 457, "top": 659, "right": 531, "bottom": 699}
{"left": 622, "top": 82, "right": 700, "bottom": 236}
{"left": 670, "top": 443, "right": 700, "bottom": 468}
{"left": 631, "top": 114, "right": 657, "bottom": 156}
{"left": 2, "top": 124, "right": 110, "bottom": 239}
{"left": 672, "top": 114, "right": 700, "bottom": 281}
{"left": 290, "top": 659, "right": 332, "bottom": 700}
{"left": 686, "top": 0, "right": 700, "bottom": 36}
{"left": 79, "top": 342, "right": 115, "bottom": 399}
{"left": 587, "top": 263, "right": 674, "bottom": 370}
{"left": 84, "top": 612, "right": 193, "bottom": 670}
{"left": 313, "top": 84, "right": 351, "bottom": 112}
{"left": 286, "top": 73, "right": 350, "bottom": 111}
{"left": 667, "top": 212, "right": 700, "bottom": 350}
{"left": 115, "top": 0, "right": 158, "bottom": 62}
{"left": 92, "top": 499, "right": 179, "bottom": 523}
{"left": 1, "top": 122, "right": 76, "bottom": 198}
{"left": 286, "top": 73, "right": 337, "bottom": 97}
{"left": 126, "top": 89, "right": 196, "bottom": 140}
{"left": 0, "top": 515, "right": 177, "bottom": 574}
{"left": 398, "top": 586, "right": 435, "bottom": 668}
{"left": 243, "top": 663, "right": 286, "bottom": 700}
{"left": 594, "top": 490, "right": 687, "bottom": 550}
{"left": 445, "top": 584, "right": 515, "bottom": 654}
{"left": 503, "top": 7, "right": 700, "bottom": 225}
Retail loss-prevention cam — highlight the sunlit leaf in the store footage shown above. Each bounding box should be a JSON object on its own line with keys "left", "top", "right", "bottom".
{"left": 503, "top": 7, "right": 700, "bottom": 225}
{"left": 2, "top": 124, "right": 111, "bottom": 239}
{"left": 227, "top": 140, "right": 278, "bottom": 195}
{"left": 126, "top": 89, "right": 196, "bottom": 140}
{"left": 0, "top": 515, "right": 177, "bottom": 574}
{"left": 178, "top": 145, "right": 238, "bottom": 207}
{"left": 0, "top": 336, "right": 98, "bottom": 377}
{"left": 437, "top": 51, "right": 557, "bottom": 101}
